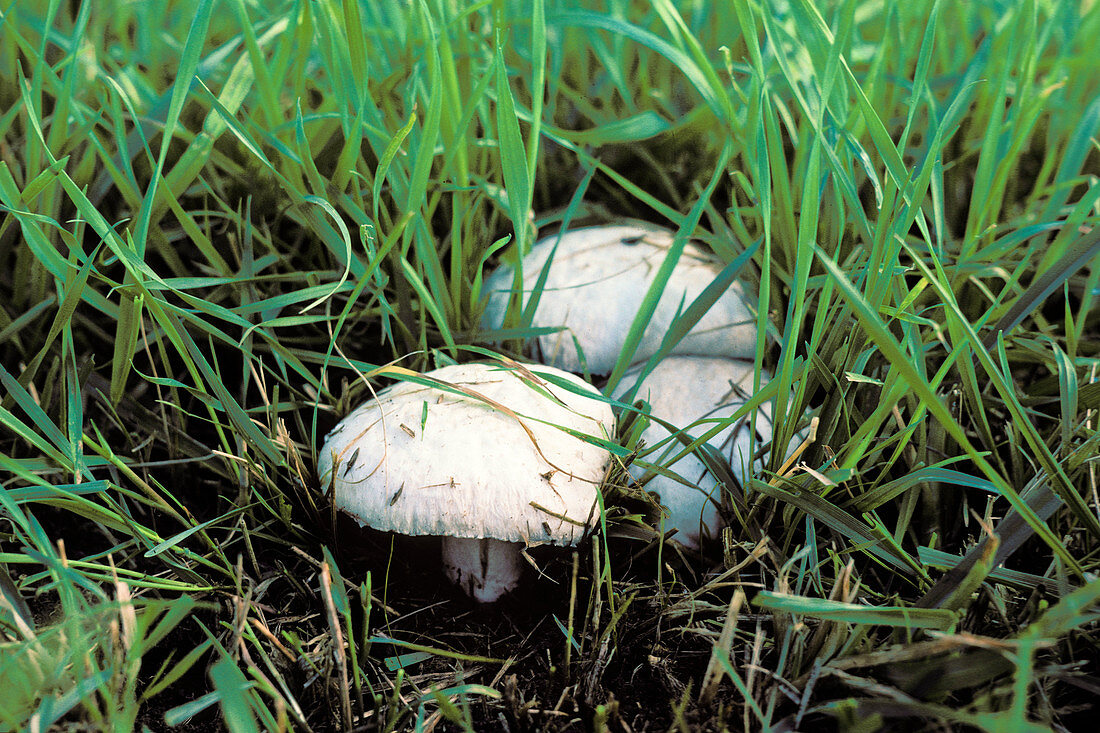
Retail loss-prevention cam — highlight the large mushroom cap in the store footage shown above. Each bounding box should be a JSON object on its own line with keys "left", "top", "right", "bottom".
{"left": 612, "top": 357, "right": 778, "bottom": 549}
{"left": 317, "top": 362, "right": 615, "bottom": 546}
{"left": 481, "top": 225, "right": 757, "bottom": 374}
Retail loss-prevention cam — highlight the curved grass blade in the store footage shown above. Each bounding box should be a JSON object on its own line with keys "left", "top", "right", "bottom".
{"left": 551, "top": 10, "right": 728, "bottom": 125}
{"left": 753, "top": 590, "right": 957, "bottom": 631}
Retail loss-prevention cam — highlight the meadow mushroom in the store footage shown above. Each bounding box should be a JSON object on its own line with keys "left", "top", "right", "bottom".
{"left": 317, "top": 361, "right": 615, "bottom": 602}
{"left": 612, "top": 357, "right": 786, "bottom": 549}
{"left": 481, "top": 224, "right": 757, "bottom": 374}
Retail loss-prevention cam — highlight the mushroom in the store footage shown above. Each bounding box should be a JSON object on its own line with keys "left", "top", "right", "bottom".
{"left": 481, "top": 224, "right": 757, "bottom": 374}
{"left": 611, "top": 357, "right": 784, "bottom": 549}
{"left": 317, "top": 361, "right": 615, "bottom": 602}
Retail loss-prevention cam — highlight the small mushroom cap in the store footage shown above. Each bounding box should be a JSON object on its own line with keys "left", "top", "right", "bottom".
{"left": 317, "top": 362, "right": 615, "bottom": 545}
{"left": 481, "top": 225, "right": 757, "bottom": 374}
{"left": 612, "top": 357, "right": 776, "bottom": 548}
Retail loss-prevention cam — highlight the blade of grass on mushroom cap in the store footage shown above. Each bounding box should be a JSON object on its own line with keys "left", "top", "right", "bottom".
{"left": 616, "top": 236, "right": 760, "bottom": 405}
{"left": 514, "top": 232, "right": 567, "bottom": 342}
{"left": 604, "top": 141, "right": 732, "bottom": 396}
{"left": 613, "top": 366, "right": 795, "bottom": 475}
{"left": 730, "top": 36, "right": 780, "bottom": 417}
{"left": 381, "top": 363, "right": 624, "bottom": 471}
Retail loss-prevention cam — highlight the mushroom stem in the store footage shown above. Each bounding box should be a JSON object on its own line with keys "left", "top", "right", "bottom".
{"left": 441, "top": 536, "right": 525, "bottom": 603}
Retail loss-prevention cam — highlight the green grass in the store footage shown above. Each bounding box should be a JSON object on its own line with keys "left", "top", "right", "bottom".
{"left": 2, "top": 0, "right": 1100, "bottom": 730}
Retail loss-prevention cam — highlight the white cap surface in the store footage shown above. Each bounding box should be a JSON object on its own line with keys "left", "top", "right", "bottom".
{"left": 481, "top": 225, "right": 757, "bottom": 374}
{"left": 612, "top": 357, "right": 777, "bottom": 548}
{"left": 317, "top": 362, "right": 615, "bottom": 545}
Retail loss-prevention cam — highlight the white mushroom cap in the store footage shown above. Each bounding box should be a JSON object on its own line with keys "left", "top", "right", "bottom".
{"left": 317, "top": 361, "right": 615, "bottom": 601}
{"left": 611, "top": 357, "right": 781, "bottom": 549}
{"left": 481, "top": 225, "right": 757, "bottom": 374}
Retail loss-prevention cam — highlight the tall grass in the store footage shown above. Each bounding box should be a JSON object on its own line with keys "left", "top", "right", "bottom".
{"left": 1, "top": 0, "right": 1099, "bottom": 730}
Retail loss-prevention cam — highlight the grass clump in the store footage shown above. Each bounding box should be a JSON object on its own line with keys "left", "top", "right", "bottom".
{"left": 1, "top": 0, "right": 1099, "bottom": 730}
